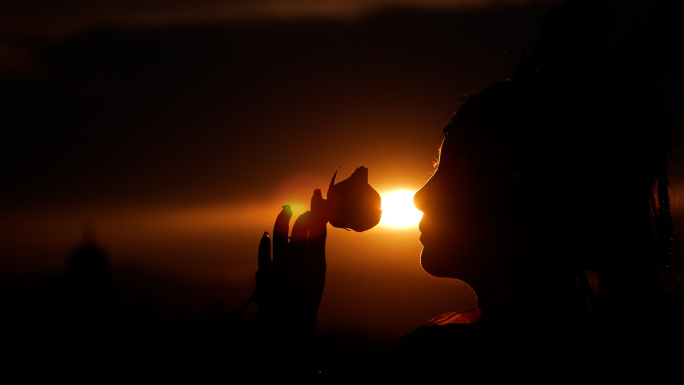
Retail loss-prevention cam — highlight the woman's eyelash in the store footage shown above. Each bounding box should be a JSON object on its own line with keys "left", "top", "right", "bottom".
{"left": 430, "top": 132, "right": 447, "bottom": 175}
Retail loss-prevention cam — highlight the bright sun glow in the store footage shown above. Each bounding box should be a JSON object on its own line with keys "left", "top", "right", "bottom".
{"left": 380, "top": 190, "right": 423, "bottom": 227}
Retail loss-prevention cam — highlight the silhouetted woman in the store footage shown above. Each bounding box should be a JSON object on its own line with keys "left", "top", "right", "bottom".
{"left": 254, "top": 0, "right": 678, "bottom": 379}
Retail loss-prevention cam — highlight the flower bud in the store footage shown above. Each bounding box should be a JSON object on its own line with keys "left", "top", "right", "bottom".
{"left": 326, "top": 167, "right": 382, "bottom": 232}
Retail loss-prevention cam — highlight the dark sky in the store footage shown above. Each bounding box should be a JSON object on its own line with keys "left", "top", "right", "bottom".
{"left": 1, "top": 0, "right": 682, "bottom": 337}
{"left": 1, "top": 2, "right": 553, "bottom": 209}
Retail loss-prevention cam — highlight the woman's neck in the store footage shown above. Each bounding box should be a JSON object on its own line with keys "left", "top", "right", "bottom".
{"left": 472, "top": 268, "right": 576, "bottom": 324}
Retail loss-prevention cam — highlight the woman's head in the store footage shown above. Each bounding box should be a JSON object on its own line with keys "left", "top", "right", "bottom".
{"left": 413, "top": 84, "right": 545, "bottom": 293}
{"left": 414, "top": 0, "right": 672, "bottom": 309}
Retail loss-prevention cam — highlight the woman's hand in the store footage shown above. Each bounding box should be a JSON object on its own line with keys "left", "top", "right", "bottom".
{"left": 254, "top": 189, "right": 327, "bottom": 337}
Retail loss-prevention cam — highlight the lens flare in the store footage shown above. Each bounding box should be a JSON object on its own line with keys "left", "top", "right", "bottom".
{"left": 380, "top": 190, "right": 423, "bottom": 227}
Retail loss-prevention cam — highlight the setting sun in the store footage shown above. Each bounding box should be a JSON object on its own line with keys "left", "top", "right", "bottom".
{"left": 380, "top": 190, "right": 423, "bottom": 227}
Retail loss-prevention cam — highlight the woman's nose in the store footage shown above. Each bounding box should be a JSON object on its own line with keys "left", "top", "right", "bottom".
{"left": 413, "top": 178, "right": 436, "bottom": 214}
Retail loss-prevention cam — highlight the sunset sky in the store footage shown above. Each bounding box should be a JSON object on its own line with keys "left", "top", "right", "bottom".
{"left": 1, "top": 0, "right": 681, "bottom": 338}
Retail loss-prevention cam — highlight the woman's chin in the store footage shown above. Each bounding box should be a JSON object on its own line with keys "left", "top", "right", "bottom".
{"left": 419, "top": 245, "right": 456, "bottom": 278}
{"left": 419, "top": 242, "right": 483, "bottom": 284}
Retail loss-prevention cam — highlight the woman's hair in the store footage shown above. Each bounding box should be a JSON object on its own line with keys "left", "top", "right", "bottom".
{"left": 444, "top": 0, "right": 678, "bottom": 330}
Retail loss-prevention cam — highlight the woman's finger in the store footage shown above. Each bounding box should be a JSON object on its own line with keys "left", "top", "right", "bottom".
{"left": 310, "top": 189, "right": 324, "bottom": 216}
{"left": 307, "top": 216, "right": 327, "bottom": 261}
{"left": 290, "top": 211, "right": 311, "bottom": 258}
{"left": 308, "top": 190, "right": 327, "bottom": 260}
{"left": 258, "top": 231, "right": 271, "bottom": 268}
{"left": 273, "top": 205, "right": 291, "bottom": 261}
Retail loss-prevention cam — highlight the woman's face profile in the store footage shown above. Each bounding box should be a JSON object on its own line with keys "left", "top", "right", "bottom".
{"left": 414, "top": 131, "right": 481, "bottom": 281}
{"left": 413, "top": 127, "right": 536, "bottom": 290}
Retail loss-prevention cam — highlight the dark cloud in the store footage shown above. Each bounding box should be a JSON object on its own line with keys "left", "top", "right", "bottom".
{"left": 0, "top": 1, "right": 559, "bottom": 77}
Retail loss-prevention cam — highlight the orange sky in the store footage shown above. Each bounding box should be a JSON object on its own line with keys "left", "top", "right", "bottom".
{"left": 0, "top": 191, "right": 478, "bottom": 339}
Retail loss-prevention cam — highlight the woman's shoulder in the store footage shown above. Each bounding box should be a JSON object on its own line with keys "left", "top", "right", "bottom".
{"left": 382, "top": 306, "right": 675, "bottom": 380}
{"left": 387, "top": 309, "right": 485, "bottom": 365}
{"left": 381, "top": 308, "right": 563, "bottom": 379}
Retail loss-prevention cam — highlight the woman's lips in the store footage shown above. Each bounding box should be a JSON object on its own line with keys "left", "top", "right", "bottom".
{"left": 418, "top": 226, "right": 432, "bottom": 246}
{"left": 418, "top": 218, "right": 430, "bottom": 245}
